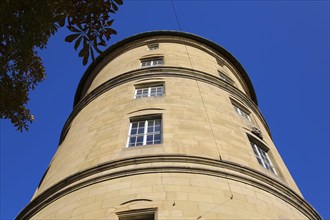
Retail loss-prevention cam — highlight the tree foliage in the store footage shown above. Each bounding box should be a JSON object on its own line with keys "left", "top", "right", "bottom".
{"left": 0, "top": 0, "right": 122, "bottom": 131}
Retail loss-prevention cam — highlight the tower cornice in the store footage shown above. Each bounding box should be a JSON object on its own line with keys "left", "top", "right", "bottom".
{"left": 16, "top": 155, "right": 320, "bottom": 220}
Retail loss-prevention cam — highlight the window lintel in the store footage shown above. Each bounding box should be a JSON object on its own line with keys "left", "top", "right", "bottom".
{"left": 116, "top": 207, "right": 157, "bottom": 220}
{"left": 140, "top": 55, "right": 163, "bottom": 60}
{"left": 129, "top": 114, "right": 162, "bottom": 122}
{"left": 247, "top": 134, "right": 269, "bottom": 152}
{"left": 134, "top": 81, "right": 164, "bottom": 89}
{"left": 231, "top": 99, "right": 251, "bottom": 114}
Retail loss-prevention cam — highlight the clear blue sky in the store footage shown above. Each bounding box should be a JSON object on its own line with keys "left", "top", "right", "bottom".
{"left": 1, "top": 1, "right": 329, "bottom": 219}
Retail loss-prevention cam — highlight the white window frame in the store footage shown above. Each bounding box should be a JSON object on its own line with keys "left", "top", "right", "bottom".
{"left": 233, "top": 105, "right": 251, "bottom": 122}
{"left": 134, "top": 85, "right": 164, "bottom": 99}
{"left": 127, "top": 116, "right": 162, "bottom": 147}
{"left": 250, "top": 141, "right": 277, "bottom": 175}
{"left": 140, "top": 57, "right": 164, "bottom": 67}
{"left": 147, "top": 43, "right": 159, "bottom": 51}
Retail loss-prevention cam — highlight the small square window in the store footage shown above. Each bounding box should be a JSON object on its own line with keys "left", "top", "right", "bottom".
{"left": 141, "top": 57, "right": 163, "bottom": 67}
{"left": 147, "top": 43, "right": 159, "bottom": 51}
{"left": 216, "top": 58, "right": 225, "bottom": 66}
{"left": 233, "top": 104, "right": 251, "bottom": 122}
{"left": 127, "top": 116, "right": 162, "bottom": 147}
{"left": 250, "top": 139, "right": 277, "bottom": 175}
{"left": 134, "top": 84, "right": 164, "bottom": 99}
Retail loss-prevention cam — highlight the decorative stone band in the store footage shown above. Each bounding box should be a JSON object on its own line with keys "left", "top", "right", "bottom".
{"left": 59, "top": 66, "right": 271, "bottom": 145}
{"left": 16, "top": 155, "right": 321, "bottom": 219}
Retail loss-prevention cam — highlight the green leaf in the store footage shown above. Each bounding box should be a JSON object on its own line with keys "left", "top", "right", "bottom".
{"left": 65, "top": 33, "right": 81, "bottom": 43}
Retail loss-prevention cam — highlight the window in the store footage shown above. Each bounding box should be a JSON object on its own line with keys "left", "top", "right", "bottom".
{"left": 216, "top": 58, "right": 225, "bottom": 66}
{"left": 233, "top": 105, "right": 251, "bottom": 122}
{"left": 116, "top": 208, "right": 157, "bottom": 220}
{"left": 218, "top": 71, "right": 235, "bottom": 85}
{"left": 135, "top": 85, "right": 164, "bottom": 99}
{"left": 250, "top": 140, "right": 277, "bottom": 175}
{"left": 128, "top": 116, "right": 162, "bottom": 147}
{"left": 141, "top": 57, "right": 163, "bottom": 67}
{"left": 147, "top": 43, "right": 159, "bottom": 51}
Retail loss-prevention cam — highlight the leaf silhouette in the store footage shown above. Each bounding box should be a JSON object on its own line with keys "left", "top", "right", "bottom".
{"left": 114, "top": 0, "right": 123, "bottom": 5}
{"left": 65, "top": 33, "right": 81, "bottom": 43}
{"left": 74, "top": 36, "right": 83, "bottom": 50}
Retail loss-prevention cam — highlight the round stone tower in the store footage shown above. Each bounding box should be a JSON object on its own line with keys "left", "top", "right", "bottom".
{"left": 18, "top": 31, "right": 320, "bottom": 219}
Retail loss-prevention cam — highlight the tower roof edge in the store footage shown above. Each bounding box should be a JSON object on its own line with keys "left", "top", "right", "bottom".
{"left": 73, "top": 30, "right": 258, "bottom": 107}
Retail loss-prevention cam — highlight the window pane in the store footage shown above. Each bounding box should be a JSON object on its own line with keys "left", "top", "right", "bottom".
{"left": 154, "top": 134, "right": 161, "bottom": 142}
{"left": 147, "top": 126, "right": 154, "bottom": 133}
{"left": 150, "top": 88, "right": 156, "bottom": 93}
{"left": 131, "top": 122, "right": 138, "bottom": 129}
{"left": 256, "top": 158, "right": 264, "bottom": 166}
{"left": 141, "top": 88, "right": 148, "bottom": 97}
{"left": 128, "top": 137, "right": 136, "bottom": 147}
{"left": 259, "top": 150, "right": 268, "bottom": 162}
{"left": 136, "top": 136, "right": 143, "bottom": 145}
{"left": 147, "top": 120, "right": 155, "bottom": 133}
{"left": 146, "top": 135, "right": 153, "bottom": 144}
{"left": 252, "top": 145, "right": 259, "bottom": 155}
{"left": 138, "top": 121, "right": 144, "bottom": 127}
{"left": 156, "top": 87, "right": 163, "bottom": 96}
{"left": 264, "top": 163, "right": 271, "bottom": 170}
{"left": 135, "top": 89, "right": 142, "bottom": 98}
{"left": 155, "top": 125, "right": 161, "bottom": 132}
{"left": 155, "top": 119, "right": 161, "bottom": 126}
{"left": 130, "top": 128, "right": 137, "bottom": 135}
{"left": 137, "top": 128, "right": 144, "bottom": 134}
